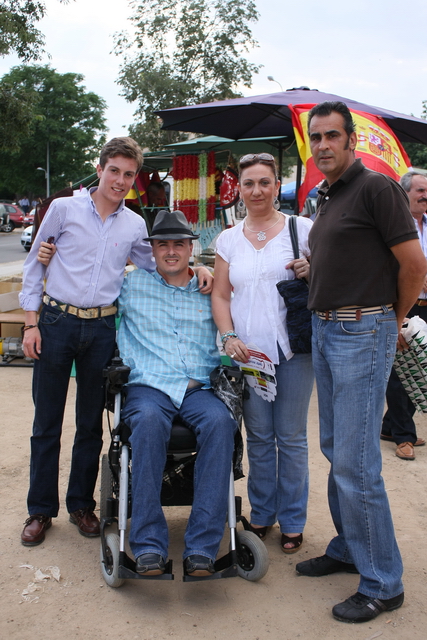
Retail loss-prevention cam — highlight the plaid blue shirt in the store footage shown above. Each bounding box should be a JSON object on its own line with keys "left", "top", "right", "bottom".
{"left": 117, "top": 268, "right": 220, "bottom": 408}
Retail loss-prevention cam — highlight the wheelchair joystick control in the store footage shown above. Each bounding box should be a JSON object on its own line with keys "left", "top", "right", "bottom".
{"left": 103, "top": 349, "right": 131, "bottom": 395}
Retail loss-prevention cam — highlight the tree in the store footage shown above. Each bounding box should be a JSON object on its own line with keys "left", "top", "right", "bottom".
{"left": 403, "top": 101, "right": 427, "bottom": 169}
{"left": 0, "top": 65, "right": 107, "bottom": 196}
{"left": 0, "top": 1, "right": 71, "bottom": 62}
{"left": 0, "top": 80, "right": 39, "bottom": 153}
{"left": 116, "top": 0, "right": 260, "bottom": 150}
{"left": 1, "top": 2, "right": 74, "bottom": 153}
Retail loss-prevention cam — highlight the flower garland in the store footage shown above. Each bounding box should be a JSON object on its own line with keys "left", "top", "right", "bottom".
{"left": 173, "top": 151, "right": 217, "bottom": 224}
{"left": 173, "top": 154, "right": 199, "bottom": 222}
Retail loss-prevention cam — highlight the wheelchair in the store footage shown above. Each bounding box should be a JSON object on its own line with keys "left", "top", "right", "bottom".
{"left": 99, "top": 352, "right": 269, "bottom": 587}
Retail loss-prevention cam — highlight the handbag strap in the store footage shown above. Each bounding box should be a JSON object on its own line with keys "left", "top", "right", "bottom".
{"left": 288, "top": 215, "right": 300, "bottom": 259}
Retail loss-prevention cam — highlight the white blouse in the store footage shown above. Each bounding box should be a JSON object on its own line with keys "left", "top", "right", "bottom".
{"left": 216, "top": 214, "right": 312, "bottom": 364}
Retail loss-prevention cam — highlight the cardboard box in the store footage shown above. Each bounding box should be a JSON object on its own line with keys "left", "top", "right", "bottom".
{"left": 0, "top": 280, "right": 24, "bottom": 337}
{"left": 0, "top": 280, "right": 22, "bottom": 313}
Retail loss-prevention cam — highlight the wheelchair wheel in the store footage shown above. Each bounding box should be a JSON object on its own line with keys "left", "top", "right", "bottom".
{"left": 100, "top": 532, "right": 124, "bottom": 588}
{"left": 100, "top": 454, "right": 113, "bottom": 520}
{"left": 236, "top": 530, "right": 269, "bottom": 582}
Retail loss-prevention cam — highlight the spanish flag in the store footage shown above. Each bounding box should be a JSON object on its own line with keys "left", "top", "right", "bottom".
{"left": 125, "top": 169, "right": 151, "bottom": 206}
{"left": 289, "top": 104, "right": 412, "bottom": 213}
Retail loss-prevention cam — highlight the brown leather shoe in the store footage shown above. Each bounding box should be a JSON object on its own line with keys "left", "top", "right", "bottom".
{"left": 382, "top": 434, "right": 425, "bottom": 446}
{"left": 69, "top": 508, "right": 100, "bottom": 537}
{"left": 395, "top": 442, "right": 415, "bottom": 460}
{"left": 21, "top": 514, "right": 52, "bottom": 546}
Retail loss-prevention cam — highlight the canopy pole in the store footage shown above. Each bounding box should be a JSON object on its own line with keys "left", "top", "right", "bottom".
{"left": 278, "top": 142, "right": 283, "bottom": 189}
{"left": 294, "top": 155, "right": 302, "bottom": 215}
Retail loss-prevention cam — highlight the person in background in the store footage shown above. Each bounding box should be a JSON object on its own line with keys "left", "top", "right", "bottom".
{"left": 212, "top": 152, "right": 313, "bottom": 555}
{"left": 381, "top": 172, "right": 427, "bottom": 459}
{"left": 19, "top": 196, "right": 30, "bottom": 214}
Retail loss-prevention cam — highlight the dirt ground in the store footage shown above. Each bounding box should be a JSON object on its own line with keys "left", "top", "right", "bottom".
{"left": 1, "top": 364, "right": 427, "bottom": 640}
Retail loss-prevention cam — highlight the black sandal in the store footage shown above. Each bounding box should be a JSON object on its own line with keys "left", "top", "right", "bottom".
{"left": 248, "top": 524, "right": 270, "bottom": 540}
{"left": 281, "top": 532, "right": 303, "bottom": 554}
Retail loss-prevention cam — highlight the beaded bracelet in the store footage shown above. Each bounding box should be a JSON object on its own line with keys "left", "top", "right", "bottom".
{"left": 221, "top": 331, "right": 238, "bottom": 345}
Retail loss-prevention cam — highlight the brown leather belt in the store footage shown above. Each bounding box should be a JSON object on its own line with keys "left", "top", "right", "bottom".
{"left": 43, "top": 294, "right": 117, "bottom": 319}
{"left": 315, "top": 304, "right": 393, "bottom": 322}
{"left": 415, "top": 299, "right": 427, "bottom": 307}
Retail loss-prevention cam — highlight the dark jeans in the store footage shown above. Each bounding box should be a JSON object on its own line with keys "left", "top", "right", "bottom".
{"left": 382, "top": 368, "right": 417, "bottom": 444}
{"left": 382, "top": 302, "right": 427, "bottom": 444}
{"left": 27, "top": 304, "right": 116, "bottom": 516}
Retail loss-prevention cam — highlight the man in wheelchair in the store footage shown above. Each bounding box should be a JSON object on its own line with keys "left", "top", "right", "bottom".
{"left": 117, "top": 210, "right": 237, "bottom": 577}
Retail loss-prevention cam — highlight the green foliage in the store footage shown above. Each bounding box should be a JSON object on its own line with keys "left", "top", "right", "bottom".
{"left": 0, "top": 1, "right": 71, "bottom": 61}
{"left": 0, "top": 65, "right": 107, "bottom": 196}
{"left": 281, "top": 156, "right": 295, "bottom": 179}
{"left": 403, "top": 101, "right": 427, "bottom": 169}
{"left": 0, "top": 81, "right": 39, "bottom": 152}
{"left": 0, "top": 1, "right": 46, "bottom": 61}
{"left": 404, "top": 142, "right": 427, "bottom": 170}
{"left": 116, "top": 0, "right": 260, "bottom": 151}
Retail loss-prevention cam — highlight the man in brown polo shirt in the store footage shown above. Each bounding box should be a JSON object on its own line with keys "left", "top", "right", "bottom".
{"left": 295, "top": 101, "right": 427, "bottom": 623}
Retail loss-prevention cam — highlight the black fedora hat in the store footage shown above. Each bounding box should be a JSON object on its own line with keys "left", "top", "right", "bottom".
{"left": 144, "top": 210, "right": 200, "bottom": 241}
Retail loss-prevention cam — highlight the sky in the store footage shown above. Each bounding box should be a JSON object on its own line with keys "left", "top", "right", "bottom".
{"left": 1, "top": 0, "right": 427, "bottom": 139}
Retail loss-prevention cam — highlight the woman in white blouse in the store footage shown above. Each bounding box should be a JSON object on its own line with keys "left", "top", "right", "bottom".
{"left": 212, "top": 153, "right": 314, "bottom": 553}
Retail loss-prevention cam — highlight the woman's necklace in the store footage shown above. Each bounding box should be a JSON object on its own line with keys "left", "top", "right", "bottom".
{"left": 245, "top": 214, "right": 281, "bottom": 241}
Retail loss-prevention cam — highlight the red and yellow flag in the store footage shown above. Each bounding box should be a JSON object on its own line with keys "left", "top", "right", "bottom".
{"left": 125, "top": 169, "right": 151, "bottom": 206}
{"left": 289, "top": 104, "right": 412, "bottom": 212}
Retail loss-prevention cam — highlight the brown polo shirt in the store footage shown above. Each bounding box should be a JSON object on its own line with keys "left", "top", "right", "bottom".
{"left": 308, "top": 159, "right": 418, "bottom": 311}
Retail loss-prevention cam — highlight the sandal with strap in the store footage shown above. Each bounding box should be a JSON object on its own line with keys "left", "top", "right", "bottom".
{"left": 281, "top": 532, "right": 303, "bottom": 554}
{"left": 248, "top": 524, "right": 270, "bottom": 540}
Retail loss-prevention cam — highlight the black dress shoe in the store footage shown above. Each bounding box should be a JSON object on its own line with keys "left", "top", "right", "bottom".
{"left": 296, "top": 554, "right": 358, "bottom": 576}
{"left": 21, "top": 514, "right": 52, "bottom": 546}
{"left": 136, "top": 553, "right": 165, "bottom": 575}
{"left": 69, "top": 508, "right": 100, "bottom": 537}
{"left": 185, "top": 554, "right": 215, "bottom": 576}
{"left": 332, "top": 591, "right": 404, "bottom": 623}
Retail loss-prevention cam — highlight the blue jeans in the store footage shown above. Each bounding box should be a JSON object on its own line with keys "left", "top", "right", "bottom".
{"left": 312, "top": 310, "right": 404, "bottom": 599}
{"left": 243, "top": 349, "right": 314, "bottom": 533}
{"left": 28, "top": 304, "right": 116, "bottom": 516}
{"left": 121, "top": 385, "right": 236, "bottom": 561}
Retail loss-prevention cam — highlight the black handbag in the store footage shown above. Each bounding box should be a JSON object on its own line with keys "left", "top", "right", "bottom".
{"left": 276, "top": 216, "right": 312, "bottom": 354}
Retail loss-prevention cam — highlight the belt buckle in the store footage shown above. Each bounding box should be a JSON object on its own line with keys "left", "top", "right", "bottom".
{"left": 77, "top": 308, "right": 91, "bottom": 319}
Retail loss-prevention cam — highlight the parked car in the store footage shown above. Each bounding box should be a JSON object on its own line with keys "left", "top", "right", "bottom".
{"left": 23, "top": 208, "right": 35, "bottom": 227}
{"left": 0, "top": 202, "right": 24, "bottom": 232}
{"left": 21, "top": 225, "right": 33, "bottom": 251}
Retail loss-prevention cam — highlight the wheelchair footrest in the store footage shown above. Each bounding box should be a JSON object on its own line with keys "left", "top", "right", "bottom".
{"left": 182, "top": 551, "right": 238, "bottom": 582}
{"left": 118, "top": 552, "right": 174, "bottom": 580}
